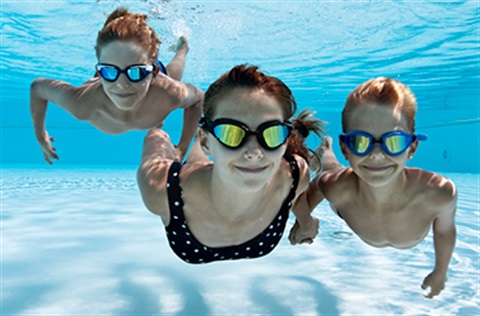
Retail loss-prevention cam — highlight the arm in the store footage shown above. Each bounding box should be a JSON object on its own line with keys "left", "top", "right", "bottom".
{"left": 30, "top": 78, "right": 93, "bottom": 164}
{"left": 175, "top": 83, "right": 204, "bottom": 161}
{"left": 136, "top": 129, "right": 175, "bottom": 219}
{"left": 288, "top": 170, "right": 325, "bottom": 245}
{"left": 422, "top": 183, "right": 457, "bottom": 298}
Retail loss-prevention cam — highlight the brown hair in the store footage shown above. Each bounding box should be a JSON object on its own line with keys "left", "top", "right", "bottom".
{"left": 342, "top": 77, "right": 417, "bottom": 133}
{"left": 95, "top": 7, "right": 161, "bottom": 62}
{"left": 203, "top": 64, "right": 324, "bottom": 164}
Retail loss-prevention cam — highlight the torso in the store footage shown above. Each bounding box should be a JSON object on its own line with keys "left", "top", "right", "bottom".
{"left": 164, "top": 154, "right": 300, "bottom": 263}
{"left": 321, "top": 167, "right": 451, "bottom": 249}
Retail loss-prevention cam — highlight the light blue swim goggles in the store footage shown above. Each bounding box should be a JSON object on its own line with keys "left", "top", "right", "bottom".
{"left": 340, "top": 130, "right": 427, "bottom": 156}
{"left": 95, "top": 63, "right": 154, "bottom": 82}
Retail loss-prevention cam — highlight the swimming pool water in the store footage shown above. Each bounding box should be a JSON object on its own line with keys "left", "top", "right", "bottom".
{"left": 2, "top": 167, "right": 479, "bottom": 315}
{"left": 1, "top": 1, "right": 479, "bottom": 315}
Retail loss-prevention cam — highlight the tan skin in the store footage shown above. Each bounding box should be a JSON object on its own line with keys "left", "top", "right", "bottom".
{"left": 30, "top": 37, "right": 203, "bottom": 164}
{"left": 290, "top": 104, "right": 457, "bottom": 298}
{"left": 137, "top": 88, "right": 310, "bottom": 248}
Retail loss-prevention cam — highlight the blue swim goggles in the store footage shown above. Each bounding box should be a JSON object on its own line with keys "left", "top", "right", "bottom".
{"left": 340, "top": 130, "right": 427, "bottom": 156}
{"left": 199, "top": 117, "right": 293, "bottom": 150}
{"left": 95, "top": 63, "right": 154, "bottom": 82}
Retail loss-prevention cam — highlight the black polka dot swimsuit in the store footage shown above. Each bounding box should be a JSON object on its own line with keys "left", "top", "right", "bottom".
{"left": 165, "top": 153, "right": 299, "bottom": 264}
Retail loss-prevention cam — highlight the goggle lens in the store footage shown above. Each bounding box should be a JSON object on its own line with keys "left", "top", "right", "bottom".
{"left": 384, "top": 134, "right": 408, "bottom": 154}
{"left": 263, "top": 125, "right": 290, "bottom": 148}
{"left": 214, "top": 124, "right": 246, "bottom": 147}
{"left": 99, "top": 66, "right": 118, "bottom": 81}
{"left": 348, "top": 135, "right": 370, "bottom": 154}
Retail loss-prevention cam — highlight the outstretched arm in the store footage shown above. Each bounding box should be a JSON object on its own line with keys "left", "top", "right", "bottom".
{"left": 30, "top": 78, "right": 93, "bottom": 164}
{"left": 175, "top": 83, "right": 204, "bottom": 161}
{"left": 136, "top": 129, "right": 175, "bottom": 218}
{"left": 422, "top": 184, "right": 457, "bottom": 298}
{"left": 289, "top": 173, "right": 325, "bottom": 245}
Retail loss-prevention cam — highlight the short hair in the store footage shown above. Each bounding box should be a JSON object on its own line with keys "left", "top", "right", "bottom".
{"left": 342, "top": 77, "right": 417, "bottom": 133}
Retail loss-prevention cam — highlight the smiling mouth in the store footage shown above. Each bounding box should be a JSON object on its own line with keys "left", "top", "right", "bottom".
{"left": 235, "top": 166, "right": 268, "bottom": 173}
{"left": 363, "top": 165, "right": 392, "bottom": 172}
{"left": 114, "top": 92, "right": 135, "bottom": 98}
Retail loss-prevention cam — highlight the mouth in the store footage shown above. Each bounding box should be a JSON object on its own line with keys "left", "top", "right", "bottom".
{"left": 235, "top": 166, "right": 268, "bottom": 174}
{"left": 113, "top": 92, "right": 136, "bottom": 98}
{"left": 363, "top": 165, "right": 393, "bottom": 172}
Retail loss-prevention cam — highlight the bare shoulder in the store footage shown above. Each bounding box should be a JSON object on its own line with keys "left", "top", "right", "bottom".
{"left": 149, "top": 76, "right": 186, "bottom": 105}
{"left": 290, "top": 154, "right": 310, "bottom": 194}
{"left": 406, "top": 168, "right": 457, "bottom": 207}
{"left": 318, "top": 167, "right": 355, "bottom": 197}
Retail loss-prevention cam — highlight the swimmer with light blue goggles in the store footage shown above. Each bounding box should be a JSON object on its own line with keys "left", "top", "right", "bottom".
{"left": 340, "top": 130, "right": 427, "bottom": 156}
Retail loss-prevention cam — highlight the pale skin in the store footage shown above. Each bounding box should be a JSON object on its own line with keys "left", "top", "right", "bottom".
{"left": 30, "top": 36, "right": 203, "bottom": 164}
{"left": 137, "top": 88, "right": 310, "bottom": 248}
{"left": 290, "top": 104, "right": 457, "bottom": 298}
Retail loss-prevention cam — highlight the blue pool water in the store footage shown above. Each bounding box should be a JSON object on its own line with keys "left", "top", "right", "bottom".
{"left": 1, "top": 1, "right": 479, "bottom": 315}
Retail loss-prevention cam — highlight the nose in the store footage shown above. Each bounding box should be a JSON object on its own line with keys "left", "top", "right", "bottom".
{"left": 243, "top": 136, "right": 264, "bottom": 160}
{"left": 368, "top": 143, "right": 386, "bottom": 160}
{"left": 114, "top": 74, "right": 131, "bottom": 89}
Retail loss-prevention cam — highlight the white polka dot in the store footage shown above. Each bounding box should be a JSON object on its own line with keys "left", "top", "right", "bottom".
{"left": 269, "top": 225, "right": 274, "bottom": 229}
{"left": 270, "top": 244, "right": 275, "bottom": 248}
{"left": 194, "top": 249, "right": 199, "bottom": 253}
{"left": 214, "top": 253, "right": 219, "bottom": 257}
{"left": 181, "top": 224, "right": 186, "bottom": 229}
{"left": 220, "top": 256, "right": 225, "bottom": 260}
{"left": 171, "top": 241, "right": 175, "bottom": 245}
{"left": 181, "top": 252, "right": 186, "bottom": 256}
{"left": 186, "top": 240, "right": 191, "bottom": 244}
{"left": 266, "top": 233, "right": 270, "bottom": 237}
{"left": 246, "top": 247, "right": 250, "bottom": 251}
{"left": 173, "top": 215, "right": 179, "bottom": 220}
{"left": 199, "top": 259, "right": 203, "bottom": 262}
{"left": 174, "top": 201, "right": 180, "bottom": 206}
{"left": 279, "top": 232, "right": 283, "bottom": 236}
{"left": 273, "top": 232, "right": 277, "bottom": 236}
{"left": 186, "top": 259, "right": 190, "bottom": 263}
{"left": 278, "top": 215, "right": 282, "bottom": 220}
{"left": 259, "top": 251, "right": 263, "bottom": 255}
{"left": 288, "top": 202, "right": 292, "bottom": 207}
{"left": 277, "top": 223, "right": 281, "bottom": 227}
{"left": 259, "top": 242, "right": 264, "bottom": 246}
{"left": 173, "top": 172, "right": 178, "bottom": 177}
{"left": 234, "top": 252, "right": 239, "bottom": 256}
{"left": 167, "top": 183, "right": 170, "bottom": 188}
{"left": 172, "top": 231, "right": 177, "bottom": 235}
{"left": 204, "top": 246, "right": 208, "bottom": 251}
{"left": 186, "top": 232, "right": 190, "bottom": 236}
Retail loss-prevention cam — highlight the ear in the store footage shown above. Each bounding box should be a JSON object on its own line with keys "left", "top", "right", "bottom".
{"left": 407, "top": 140, "right": 419, "bottom": 160}
{"left": 198, "top": 128, "right": 212, "bottom": 156}
{"left": 339, "top": 141, "right": 349, "bottom": 160}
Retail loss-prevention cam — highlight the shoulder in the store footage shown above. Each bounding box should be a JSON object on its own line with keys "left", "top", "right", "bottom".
{"left": 290, "top": 154, "right": 310, "bottom": 194}
{"left": 318, "top": 167, "right": 356, "bottom": 201}
{"left": 405, "top": 168, "right": 457, "bottom": 208}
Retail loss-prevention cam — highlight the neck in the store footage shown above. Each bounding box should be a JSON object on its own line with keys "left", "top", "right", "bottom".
{"left": 357, "top": 171, "right": 407, "bottom": 205}
{"left": 209, "top": 172, "right": 273, "bottom": 220}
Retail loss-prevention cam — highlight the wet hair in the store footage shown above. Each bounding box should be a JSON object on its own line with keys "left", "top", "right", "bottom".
{"left": 95, "top": 7, "right": 161, "bottom": 62}
{"left": 203, "top": 64, "right": 325, "bottom": 165}
{"left": 342, "top": 77, "right": 417, "bottom": 133}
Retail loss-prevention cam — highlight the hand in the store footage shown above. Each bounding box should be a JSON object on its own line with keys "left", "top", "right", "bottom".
{"left": 288, "top": 216, "right": 319, "bottom": 245}
{"left": 421, "top": 270, "right": 447, "bottom": 298}
{"left": 37, "top": 130, "right": 59, "bottom": 165}
{"left": 173, "top": 146, "right": 186, "bottom": 162}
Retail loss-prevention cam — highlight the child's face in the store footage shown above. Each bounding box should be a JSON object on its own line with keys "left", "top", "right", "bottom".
{"left": 341, "top": 104, "right": 417, "bottom": 186}
{"left": 97, "top": 40, "right": 153, "bottom": 110}
{"left": 200, "top": 88, "right": 287, "bottom": 191}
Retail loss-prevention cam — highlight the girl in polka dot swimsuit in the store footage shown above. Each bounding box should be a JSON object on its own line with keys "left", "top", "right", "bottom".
{"left": 137, "top": 64, "right": 324, "bottom": 264}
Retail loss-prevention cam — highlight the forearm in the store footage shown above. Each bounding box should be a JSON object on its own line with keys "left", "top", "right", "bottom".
{"left": 177, "top": 100, "right": 203, "bottom": 154}
{"left": 432, "top": 227, "right": 456, "bottom": 275}
{"left": 291, "top": 182, "right": 323, "bottom": 226}
{"left": 30, "top": 79, "right": 49, "bottom": 140}
{"left": 141, "top": 129, "right": 176, "bottom": 163}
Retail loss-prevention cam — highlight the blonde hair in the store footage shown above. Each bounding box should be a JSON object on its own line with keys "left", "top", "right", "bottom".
{"left": 342, "top": 77, "right": 417, "bottom": 133}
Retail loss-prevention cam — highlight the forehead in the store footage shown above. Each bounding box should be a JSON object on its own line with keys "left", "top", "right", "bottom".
{"left": 345, "top": 103, "right": 410, "bottom": 134}
{"left": 98, "top": 41, "right": 150, "bottom": 66}
{"left": 213, "top": 88, "right": 284, "bottom": 128}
